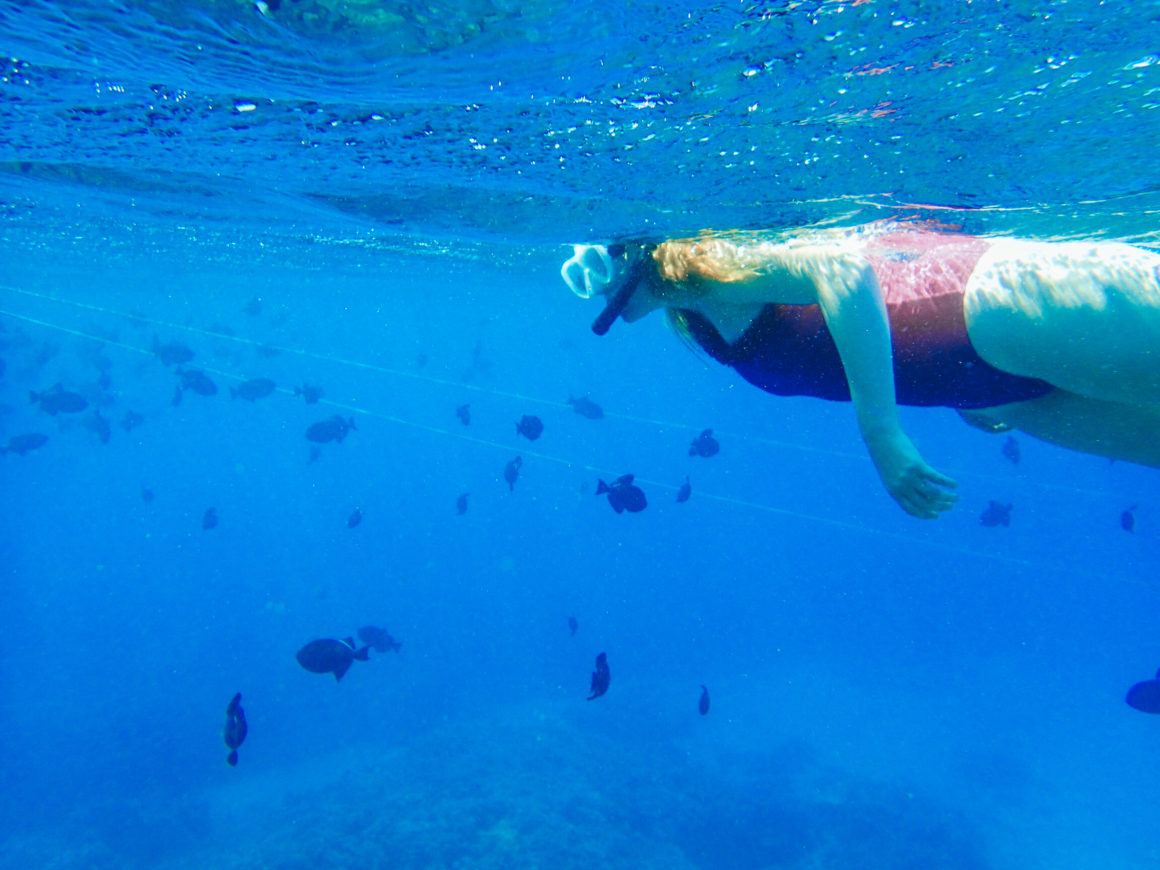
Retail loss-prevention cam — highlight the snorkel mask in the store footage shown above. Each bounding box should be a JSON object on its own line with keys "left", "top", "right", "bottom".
{"left": 561, "top": 243, "right": 651, "bottom": 336}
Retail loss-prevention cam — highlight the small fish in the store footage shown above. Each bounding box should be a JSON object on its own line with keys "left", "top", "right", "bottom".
{"left": 689, "top": 429, "right": 720, "bottom": 458}
{"left": 305, "top": 415, "right": 357, "bottom": 444}
{"left": 568, "top": 615, "right": 578, "bottom": 637}
{"left": 587, "top": 652, "right": 610, "bottom": 700}
{"left": 504, "top": 456, "right": 523, "bottom": 491}
{"left": 1121, "top": 505, "right": 1138, "bottom": 533}
{"left": 568, "top": 395, "right": 604, "bottom": 420}
{"left": 83, "top": 411, "right": 112, "bottom": 445}
{"left": 294, "top": 384, "right": 324, "bottom": 404}
{"left": 0, "top": 432, "right": 48, "bottom": 456}
{"left": 141, "top": 487, "right": 155, "bottom": 503}
{"left": 30, "top": 384, "right": 89, "bottom": 415}
{"left": 1001, "top": 435, "right": 1021, "bottom": 465}
{"left": 455, "top": 404, "right": 471, "bottom": 426}
{"left": 456, "top": 492, "right": 469, "bottom": 515}
{"left": 296, "top": 637, "right": 370, "bottom": 681}
{"left": 172, "top": 369, "right": 218, "bottom": 406}
{"left": 202, "top": 507, "right": 219, "bottom": 530}
{"left": 230, "top": 377, "right": 276, "bottom": 401}
{"left": 698, "top": 685, "right": 710, "bottom": 716}
{"left": 676, "top": 476, "right": 692, "bottom": 503}
{"left": 120, "top": 410, "right": 145, "bottom": 432}
{"left": 347, "top": 507, "right": 363, "bottom": 528}
{"left": 153, "top": 338, "right": 195, "bottom": 367}
{"left": 1126, "top": 668, "right": 1160, "bottom": 714}
{"left": 223, "top": 693, "right": 248, "bottom": 767}
{"left": 979, "top": 501, "right": 1012, "bottom": 527}
{"left": 596, "top": 474, "right": 648, "bottom": 514}
{"left": 357, "top": 625, "right": 402, "bottom": 653}
{"left": 516, "top": 414, "right": 544, "bottom": 441}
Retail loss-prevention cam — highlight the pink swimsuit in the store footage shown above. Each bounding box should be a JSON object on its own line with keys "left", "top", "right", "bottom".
{"left": 680, "top": 231, "right": 1054, "bottom": 409}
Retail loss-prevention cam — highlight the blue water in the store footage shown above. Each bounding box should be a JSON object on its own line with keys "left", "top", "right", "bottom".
{"left": 2, "top": 2, "right": 1159, "bottom": 868}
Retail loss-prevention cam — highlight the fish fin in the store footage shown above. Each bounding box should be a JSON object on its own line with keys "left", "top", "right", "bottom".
{"left": 596, "top": 480, "right": 610, "bottom": 495}
{"left": 333, "top": 659, "right": 352, "bottom": 681}
{"left": 353, "top": 645, "right": 371, "bottom": 661}
{"left": 342, "top": 636, "right": 356, "bottom": 649}
{"left": 618, "top": 474, "right": 634, "bottom": 485}
{"left": 227, "top": 750, "right": 238, "bottom": 767}
{"left": 612, "top": 501, "right": 625, "bottom": 514}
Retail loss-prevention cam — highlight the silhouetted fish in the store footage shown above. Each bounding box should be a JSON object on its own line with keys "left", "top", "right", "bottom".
{"left": 516, "top": 414, "right": 544, "bottom": 441}
{"left": 504, "top": 456, "right": 522, "bottom": 491}
{"left": 306, "top": 415, "right": 356, "bottom": 443}
{"left": 456, "top": 404, "right": 471, "bottom": 426}
{"left": 83, "top": 411, "right": 111, "bottom": 445}
{"left": 224, "top": 693, "right": 247, "bottom": 767}
{"left": 568, "top": 615, "right": 578, "bottom": 637}
{"left": 296, "top": 637, "right": 370, "bottom": 681}
{"left": 456, "top": 492, "right": 469, "bottom": 515}
{"left": 979, "top": 501, "right": 1012, "bottom": 527}
{"left": 347, "top": 507, "right": 363, "bottom": 528}
{"left": 30, "top": 384, "right": 88, "bottom": 415}
{"left": 689, "top": 429, "right": 720, "bottom": 458}
{"left": 153, "top": 338, "right": 194, "bottom": 367}
{"left": 202, "top": 507, "right": 219, "bottom": 530}
{"left": 231, "top": 377, "right": 276, "bottom": 401}
{"left": 357, "top": 625, "right": 402, "bottom": 653}
{"left": 1126, "top": 669, "right": 1160, "bottom": 714}
{"left": 1121, "top": 505, "right": 1138, "bottom": 533}
{"left": 120, "top": 410, "right": 145, "bottom": 432}
{"left": 588, "top": 652, "right": 610, "bottom": 700}
{"left": 172, "top": 369, "right": 218, "bottom": 406}
{"left": 596, "top": 474, "right": 648, "bottom": 514}
{"left": 568, "top": 395, "right": 604, "bottom": 420}
{"left": 1001, "top": 435, "right": 1021, "bottom": 465}
{"left": 699, "top": 685, "right": 710, "bottom": 716}
{"left": 676, "top": 476, "right": 692, "bottom": 503}
{"left": 141, "top": 487, "right": 155, "bottom": 503}
{"left": 0, "top": 432, "right": 48, "bottom": 456}
{"left": 294, "top": 384, "right": 323, "bottom": 404}
{"left": 244, "top": 296, "right": 263, "bottom": 317}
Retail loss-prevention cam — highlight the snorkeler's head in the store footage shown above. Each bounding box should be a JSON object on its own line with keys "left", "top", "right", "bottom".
{"left": 561, "top": 243, "right": 651, "bottom": 336}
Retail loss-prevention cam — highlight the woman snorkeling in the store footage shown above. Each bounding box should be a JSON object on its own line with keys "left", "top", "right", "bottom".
{"left": 561, "top": 224, "right": 1160, "bottom": 519}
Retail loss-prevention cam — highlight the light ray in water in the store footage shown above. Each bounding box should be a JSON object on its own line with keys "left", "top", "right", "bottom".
{"left": 0, "top": 302, "right": 1054, "bottom": 571}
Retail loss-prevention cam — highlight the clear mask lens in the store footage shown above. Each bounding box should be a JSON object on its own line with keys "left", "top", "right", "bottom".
{"left": 561, "top": 245, "right": 614, "bottom": 299}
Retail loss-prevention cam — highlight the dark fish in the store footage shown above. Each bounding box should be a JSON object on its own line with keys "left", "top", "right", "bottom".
{"left": 244, "top": 296, "right": 263, "bottom": 317}
{"left": 224, "top": 693, "right": 248, "bottom": 767}
{"left": 296, "top": 637, "right": 370, "bottom": 681}
{"left": 294, "top": 384, "right": 324, "bottom": 404}
{"left": 568, "top": 615, "right": 578, "bottom": 637}
{"left": 172, "top": 369, "right": 218, "bottom": 406}
{"left": 202, "top": 507, "right": 219, "bottom": 530}
{"left": 689, "top": 429, "right": 720, "bottom": 458}
{"left": 83, "top": 411, "right": 111, "bottom": 444}
{"left": 1121, "top": 505, "right": 1138, "bottom": 533}
{"left": 456, "top": 492, "right": 469, "bottom": 515}
{"left": 415, "top": 353, "right": 429, "bottom": 369}
{"left": 516, "top": 414, "right": 544, "bottom": 441}
{"left": 153, "top": 337, "right": 195, "bottom": 367}
{"left": 141, "top": 487, "right": 155, "bottom": 503}
{"left": 120, "top": 410, "right": 145, "bottom": 432}
{"left": 455, "top": 404, "right": 471, "bottom": 426}
{"left": 30, "top": 384, "right": 89, "bottom": 415}
{"left": 1126, "top": 669, "right": 1160, "bottom": 714}
{"left": 676, "top": 476, "right": 692, "bottom": 503}
{"left": 0, "top": 432, "right": 48, "bottom": 456}
{"left": 698, "top": 685, "right": 710, "bottom": 716}
{"left": 596, "top": 474, "right": 648, "bottom": 514}
{"left": 979, "top": 501, "right": 1012, "bottom": 527}
{"left": 568, "top": 395, "right": 604, "bottom": 420}
{"left": 347, "top": 507, "right": 363, "bottom": 528}
{"left": 357, "top": 625, "right": 402, "bottom": 654}
{"left": 305, "top": 415, "right": 357, "bottom": 444}
{"left": 504, "top": 456, "right": 522, "bottom": 491}
{"left": 1001, "top": 435, "right": 1021, "bottom": 465}
{"left": 587, "top": 652, "right": 610, "bottom": 700}
{"left": 230, "top": 377, "right": 276, "bottom": 401}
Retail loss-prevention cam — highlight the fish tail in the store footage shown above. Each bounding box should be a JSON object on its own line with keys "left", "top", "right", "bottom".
{"left": 353, "top": 645, "right": 371, "bottom": 661}
{"left": 227, "top": 749, "right": 238, "bottom": 767}
{"left": 596, "top": 480, "right": 610, "bottom": 495}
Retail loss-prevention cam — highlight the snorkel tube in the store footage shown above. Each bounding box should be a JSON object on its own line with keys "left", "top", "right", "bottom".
{"left": 560, "top": 243, "right": 651, "bottom": 336}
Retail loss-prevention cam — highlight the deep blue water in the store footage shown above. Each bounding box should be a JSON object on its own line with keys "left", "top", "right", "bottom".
{"left": 2, "top": 2, "right": 1160, "bottom": 868}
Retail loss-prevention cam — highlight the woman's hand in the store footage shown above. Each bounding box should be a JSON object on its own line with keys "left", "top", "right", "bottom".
{"left": 865, "top": 430, "right": 958, "bottom": 519}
